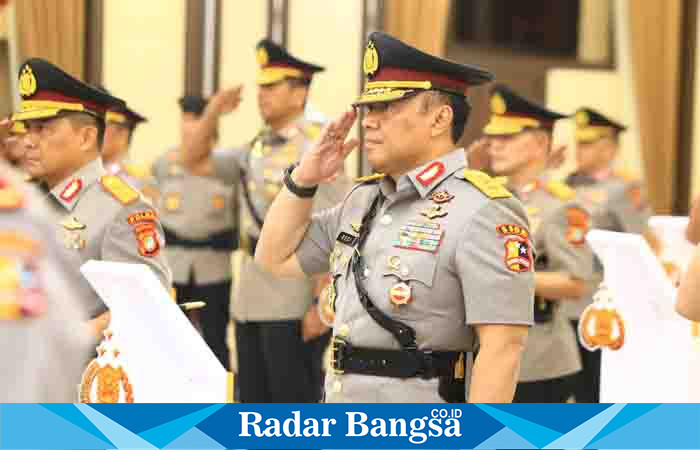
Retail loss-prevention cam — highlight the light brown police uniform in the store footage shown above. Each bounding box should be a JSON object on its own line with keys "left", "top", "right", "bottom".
{"left": 296, "top": 149, "right": 535, "bottom": 402}
{"left": 46, "top": 158, "right": 171, "bottom": 317}
{"left": 210, "top": 116, "right": 348, "bottom": 321}
{"left": 0, "top": 165, "right": 90, "bottom": 402}
{"left": 152, "top": 148, "right": 238, "bottom": 287}
{"left": 562, "top": 169, "right": 651, "bottom": 319}
{"left": 105, "top": 157, "right": 160, "bottom": 204}
{"left": 513, "top": 178, "right": 596, "bottom": 383}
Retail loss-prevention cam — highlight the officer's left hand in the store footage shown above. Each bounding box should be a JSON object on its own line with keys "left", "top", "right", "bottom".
{"left": 294, "top": 109, "right": 359, "bottom": 187}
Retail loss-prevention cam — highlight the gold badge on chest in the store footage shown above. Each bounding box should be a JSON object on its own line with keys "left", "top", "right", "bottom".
{"left": 61, "top": 216, "right": 86, "bottom": 250}
{"left": 389, "top": 282, "right": 412, "bottom": 308}
{"left": 164, "top": 193, "right": 181, "bottom": 212}
{"left": 212, "top": 194, "right": 226, "bottom": 210}
{"left": 420, "top": 204, "right": 448, "bottom": 220}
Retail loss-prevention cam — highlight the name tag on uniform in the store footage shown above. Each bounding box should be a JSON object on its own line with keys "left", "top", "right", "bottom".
{"left": 336, "top": 232, "right": 357, "bottom": 246}
{"left": 393, "top": 221, "right": 444, "bottom": 253}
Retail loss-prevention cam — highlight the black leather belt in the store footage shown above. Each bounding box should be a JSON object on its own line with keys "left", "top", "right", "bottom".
{"left": 331, "top": 335, "right": 464, "bottom": 379}
{"left": 163, "top": 227, "right": 238, "bottom": 251}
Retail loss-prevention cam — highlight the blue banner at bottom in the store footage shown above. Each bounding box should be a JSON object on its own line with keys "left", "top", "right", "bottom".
{"left": 1, "top": 403, "right": 698, "bottom": 449}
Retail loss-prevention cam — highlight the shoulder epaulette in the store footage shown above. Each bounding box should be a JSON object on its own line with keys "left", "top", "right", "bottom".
{"left": 613, "top": 168, "right": 641, "bottom": 183}
{"left": 355, "top": 173, "right": 385, "bottom": 184}
{"left": 302, "top": 122, "right": 323, "bottom": 140}
{"left": 545, "top": 180, "right": 576, "bottom": 201}
{"left": 125, "top": 163, "right": 150, "bottom": 180}
{"left": 0, "top": 178, "right": 24, "bottom": 210}
{"left": 101, "top": 175, "right": 139, "bottom": 205}
{"left": 461, "top": 169, "right": 512, "bottom": 199}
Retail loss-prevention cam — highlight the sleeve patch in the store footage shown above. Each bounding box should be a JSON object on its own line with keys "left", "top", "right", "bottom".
{"left": 127, "top": 210, "right": 158, "bottom": 226}
{"left": 133, "top": 222, "right": 161, "bottom": 257}
{"left": 626, "top": 185, "right": 646, "bottom": 210}
{"left": 497, "top": 224, "right": 533, "bottom": 272}
{"left": 545, "top": 180, "right": 575, "bottom": 201}
{"left": 565, "top": 207, "right": 590, "bottom": 246}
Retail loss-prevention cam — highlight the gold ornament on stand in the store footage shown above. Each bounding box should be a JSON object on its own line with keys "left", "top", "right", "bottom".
{"left": 579, "top": 283, "right": 626, "bottom": 351}
{"left": 79, "top": 329, "right": 134, "bottom": 403}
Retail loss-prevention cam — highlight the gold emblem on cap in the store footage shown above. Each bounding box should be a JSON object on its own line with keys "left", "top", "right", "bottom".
{"left": 363, "top": 41, "right": 379, "bottom": 77}
{"left": 18, "top": 65, "right": 37, "bottom": 98}
{"left": 576, "top": 110, "right": 590, "bottom": 127}
{"left": 256, "top": 47, "right": 269, "bottom": 67}
{"left": 490, "top": 93, "right": 507, "bottom": 115}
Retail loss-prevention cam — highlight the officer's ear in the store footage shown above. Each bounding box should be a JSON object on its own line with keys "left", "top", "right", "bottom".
{"left": 425, "top": 93, "right": 453, "bottom": 139}
{"left": 66, "top": 113, "right": 100, "bottom": 153}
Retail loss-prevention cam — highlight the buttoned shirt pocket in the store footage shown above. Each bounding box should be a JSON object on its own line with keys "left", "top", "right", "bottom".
{"left": 381, "top": 247, "right": 437, "bottom": 288}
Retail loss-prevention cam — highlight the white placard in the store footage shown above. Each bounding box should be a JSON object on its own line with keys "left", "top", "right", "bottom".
{"left": 649, "top": 215, "right": 693, "bottom": 270}
{"left": 586, "top": 230, "right": 699, "bottom": 402}
{"left": 81, "top": 260, "right": 227, "bottom": 403}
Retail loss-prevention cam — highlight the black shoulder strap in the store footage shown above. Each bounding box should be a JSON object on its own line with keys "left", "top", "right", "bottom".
{"left": 239, "top": 142, "right": 265, "bottom": 229}
{"left": 351, "top": 191, "right": 418, "bottom": 350}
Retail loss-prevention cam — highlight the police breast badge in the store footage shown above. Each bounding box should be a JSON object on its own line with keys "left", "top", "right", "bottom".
{"left": 79, "top": 329, "right": 134, "bottom": 403}
{"left": 579, "top": 283, "right": 626, "bottom": 351}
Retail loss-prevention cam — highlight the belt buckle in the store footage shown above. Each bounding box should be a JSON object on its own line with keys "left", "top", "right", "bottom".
{"left": 331, "top": 335, "right": 349, "bottom": 375}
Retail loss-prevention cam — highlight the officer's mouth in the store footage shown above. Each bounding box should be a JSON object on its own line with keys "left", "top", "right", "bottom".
{"left": 364, "top": 138, "right": 383, "bottom": 150}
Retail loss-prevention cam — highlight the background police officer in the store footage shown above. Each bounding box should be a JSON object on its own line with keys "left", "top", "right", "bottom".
{"left": 150, "top": 95, "right": 238, "bottom": 370}
{"left": 181, "top": 40, "right": 346, "bottom": 403}
{"left": 13, "top": 58, "right": 172, "bottom": 340}
{"left": 483, "top": 84, "right": 598, "bottom": 403}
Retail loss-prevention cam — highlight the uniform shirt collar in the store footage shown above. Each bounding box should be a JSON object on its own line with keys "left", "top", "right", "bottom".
{"left": 510, "top": 176, "right": 545, "bottom": 201}
{"left": 263, "top": 114, "right": 307, "bottom": 143}
{"left": 50, "top": 158, "right": 105, "bottom": 211}
{"left": 397, "top": 149, "right": 466, "bottom": 198}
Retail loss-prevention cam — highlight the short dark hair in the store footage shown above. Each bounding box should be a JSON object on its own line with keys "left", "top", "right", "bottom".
{"left": 422, "top": 91, "right": 470, "bottom": 144}
{"left": 62, "top": 111, "right": 105, "bottom": 150}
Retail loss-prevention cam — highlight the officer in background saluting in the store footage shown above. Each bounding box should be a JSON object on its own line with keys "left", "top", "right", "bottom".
{"left": 254, "top": 32, "right": 535, "bottom": 403}
{"left": 12, "top": 58, "right": 172, "bottom": 339}
{"left": 149, "top": 95, "right": 238, "bottom": 370}
{"left": 483, "top": 85, "right": 599, "bottom": 403}
{"left": 181, "top": 40, "right": 348, "bottom": 403}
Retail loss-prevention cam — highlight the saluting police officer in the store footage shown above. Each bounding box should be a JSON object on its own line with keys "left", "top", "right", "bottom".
{"left": 12, "top": 58, "right": 172, "bottom": 339}
{"left": 181, "top": 40, "right": 347, "bottom": 403}
{"left": 0, "top": 119, "right": 90, "bottom": 402}
{"left": 254, "top": 32, "right": 535, "bottom": 403}
{"left": 563, "top": 107, "right": 655, "bottom": 403}
{"left": 149, "top": 94, "right": 238, "bottom": 370}
{"left": 483, "top": 85, "right": 598, "bottom": 403}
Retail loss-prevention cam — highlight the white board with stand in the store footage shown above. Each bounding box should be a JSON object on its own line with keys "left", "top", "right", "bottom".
{"left": 586, "top": 230, "right": 699, "bottom": 402}
{"left": 81, "top": 260, "right": 227, "bottom": 403}
{"left": 649, "top": 215, "right": 693, "bottom": 270}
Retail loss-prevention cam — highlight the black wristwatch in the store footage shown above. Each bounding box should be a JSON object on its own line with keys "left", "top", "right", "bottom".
{"left": 283, "top": 163, "right": 318, "bottom": 198}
